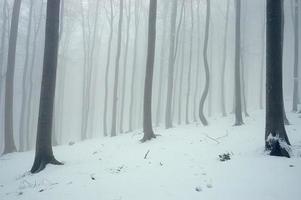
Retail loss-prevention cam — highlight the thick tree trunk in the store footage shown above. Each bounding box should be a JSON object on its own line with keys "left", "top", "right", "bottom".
{"left": 234, "top": 0, "right": 244, "bottom": 126}
{"left": 3, "top": 0, "right": 22, "bottom": 155}
{"left": 141, "top": 0, "right": 157, "bottom": 142}
{"left": 292, "top": 0, "right": 299, "bottom": 112}
{"left": 111, "top": 0, "right": 123, "bottom": 137}
{"left": 19, "top": 0, "right": 34, "bottom": 151}
{"left": 221, "top": 0, "right": 230, "bottom": 117}
{"left": 165, "top": 0, "right": 178, "bottom": 129}
{"left": 265, "top": 0, "right": 290, "bottom": 158}
{"left": 31, "top": 0, "right": 63, "bottom": 173}
{"left": 199, "top": 0, "right": 210, "bottom": 126}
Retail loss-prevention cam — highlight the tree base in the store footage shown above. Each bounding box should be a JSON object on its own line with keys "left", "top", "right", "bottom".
{"left": 266, "top": 135, "right": 291, "bottom": 158}
{"left": 199, "top": 114, "right": 208, "bottom": 126}
{"left": 140, "top": 133, "right": 156, "bottom": 143}
{"left": 31, "top": 156, "right": 63, "bottom": 174}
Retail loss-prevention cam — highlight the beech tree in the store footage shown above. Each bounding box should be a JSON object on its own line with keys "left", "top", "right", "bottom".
{"left": 31, "top": 0, "right": 63, "bottom": 173}
{"left": 265, "top": 0, "right": 290, "bottom": 158}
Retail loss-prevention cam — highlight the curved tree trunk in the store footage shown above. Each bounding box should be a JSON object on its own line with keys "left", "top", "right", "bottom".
{"left": 199, "top": 0, "right": 210, "bottom": 126}
{"left": 3, "top": 0, "right": 22, "bottom": 155}
{"left": 31, "top": 0, "right": 63, "bottom": 173}
{"left": 111, "top": 0, "right": 123, "bottom": 137}
{"left": 141, "top": 0, "right": 157, "bottom": 142}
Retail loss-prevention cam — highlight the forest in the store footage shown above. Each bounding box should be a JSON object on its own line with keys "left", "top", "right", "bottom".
{"left": 0, "top": 0, "right": 300, "bottom": 199}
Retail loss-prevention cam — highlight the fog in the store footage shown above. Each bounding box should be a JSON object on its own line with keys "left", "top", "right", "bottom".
{"left": 0, "top": 0, "right": 300, "bottom": 152}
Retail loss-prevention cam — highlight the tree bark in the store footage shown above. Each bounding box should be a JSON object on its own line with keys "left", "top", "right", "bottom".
{"left": 31, "top": 0, "right": 63, "bottom": 173}
{"left": 265, "top": 0, "right": 290, "bottom": 157}
{"left": 292, "top": 0, "right": 299, "bottom": 112}
{"left": 141, "top": 0, "right": 157, "bottom": 142}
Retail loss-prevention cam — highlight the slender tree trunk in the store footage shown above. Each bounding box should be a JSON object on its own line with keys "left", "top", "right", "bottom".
{"left": 193, "top": 0, "right": 201, "bottom": 122}
{"left": 120, "top": 0, "right": 131, "bottom": 133}
{"left": 185, "top": 0, "right": 194, "bottom": 124}
{"left": 221, "top": 0, "right": 230, "bottom": 117}
{"left": 259, "top": 4, "right": 266, "bottom": 110}
{"left": 111, "top": 0, "right": 123, "bottom": 137}
{"left": 292, "top": 0, "right": 299, "bottom": 112}
{"left": 19, "top": 0, "right": 34, "bottom": 151}
{"left": 199, "top": 0, "right": 210, "bottom": 126}
{"left": 178, "top": 7, "right": 186, "bottom": 125}
{"left": 234, "top": 0, "right": 244, "bottom": 126}
{"left": 165, "top": 0, "right": 178, "bottom": 129}
{"left": 265, "top": 0, "right": 290, "bottom": 157}
{"left": 129, "top": 1, "right": 139, "bottom": 132}
{"left": 3, "top": 0, "right": 22, "bottom": 155}
{"left": 104, "top": 0, "right": 114, "bottom": 136}
{"left": 141, "top": 0, "right": 157, "bottom": 142}
{"left": 31, "top": 0, "right": 63, "bottom": 173}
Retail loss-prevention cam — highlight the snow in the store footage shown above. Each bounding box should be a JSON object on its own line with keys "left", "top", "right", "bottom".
{"left": 1, "top": 110, "right": 301, "bottom": 200}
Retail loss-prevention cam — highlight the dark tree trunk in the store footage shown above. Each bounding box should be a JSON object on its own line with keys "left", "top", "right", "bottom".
{"left": 111, "top": 0, "right": 123, "bottom": 137}
{"left": 19, "top": 0, "right": 34, "bottom": 152}
{"left": 103, "top": 0, "right": 114, "bottom": 136}
{"left": 292, "top": 0, "right": 299, "bottom": 112}
{"left": 141, "top": 0, "right": 157, "bottom": 142}
{"left": 221, "top": 0, "right": 230, "bottom": 117}
{"left": 199, "top": 0, "right": 210, "bottom": 126}
{"left": 31, "top": 0, "right": 63, "bottom": 173}
{"left": 234, "top": 0, "right": 244, "bottom": 126}
{"left": 3, "top": 0, "right": 22, "bottom": 155}
{"left": 165, "top": 0, "right": 178, "bottom": 129}
{"left": 185, "top": 0, "right": 194, "bottom": 125}
{"left": 265, "top": 0, "right": 291, "bottom": 158}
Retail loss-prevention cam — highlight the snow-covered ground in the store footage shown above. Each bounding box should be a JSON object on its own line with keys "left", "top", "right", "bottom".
{"left": 1, "top": 110, "right": 301, "bottom": 200}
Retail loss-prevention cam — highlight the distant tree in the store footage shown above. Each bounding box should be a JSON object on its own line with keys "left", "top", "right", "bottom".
{"left": 165, "top": 0, "right": 178, "bottom": 129}
{"left": 19, "top": 0, "right": 34, "bottom": 151}
{"left": 185, "top": 0, "right": 194, "bottom": 125}
{"left": 111, "top": 0, "right": 123, "bottom": 137}
{"left": 31, "top": 0, "right": 63, "bottom": 173}
{"left": 221, "top": 0, "right": 230, "bottom": 117}
{"left": 120, "top": 0, "right": 131, "bottom": 133}
{"left": 259, "top": 2, "right": 266, "bottom": 110}
{"left": 141, "top": 0, "right": 157, "bottom": 142}
{"left": 265, "top": 0, "right": 291, "bottom": 157}
{"left": 3, "top": 0, "right": 22, "bottom": 155}
{"left": 199, "top": 0, "right": 210, "bottom": 126}
{"left": 233, "top": 0, "right": 243, "bottom": 126}
{"left": 292, "top": 0, "right": 299, "bottom": 112}
{"left": 103, "top": 0, "right": 114, "bottom": 136}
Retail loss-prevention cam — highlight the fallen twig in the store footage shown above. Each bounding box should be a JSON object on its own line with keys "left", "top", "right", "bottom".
{"left": 144, "top": 150, "right": 150, "bottom": 159}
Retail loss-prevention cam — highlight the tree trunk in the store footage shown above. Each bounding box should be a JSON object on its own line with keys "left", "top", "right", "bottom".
{"left": 292, "top": 0, "right": 299, "bottom": 112}
{"left": 165, "top": 0, "right": 178, "bottom": 129}
{"left": 3, "top": 0, "right": 22, "bottom": 155}
{"left": 31, "top": 0, "right": 63, "bottom": 173}
{"left": 265, "top": 0, "right": 290, "bottom": 158}
{"left": 221, "top": 0, "right": 230, "bottom": 117}
{"left": 234, "top": 0, "right": 244, "bottom": 126}
{"left": 111, "top": 0, "right": 123, "bottom": 137}
{"left": 19, "top": 0, "right": 34, "bottom": 152}
{"left": 259, "top": 3, "right": 266, "bottom": 110}
{"left": 128, "top": 1, "right": 139, "bottom": 132}
{"left": 199, "top": 0, "right": 210, "bottom": 126}
{"left": 141, "top": 0, "right": 157, "bottom": 142}
{"left": 120, "top": 0, "right": 131, "bottom": 133}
